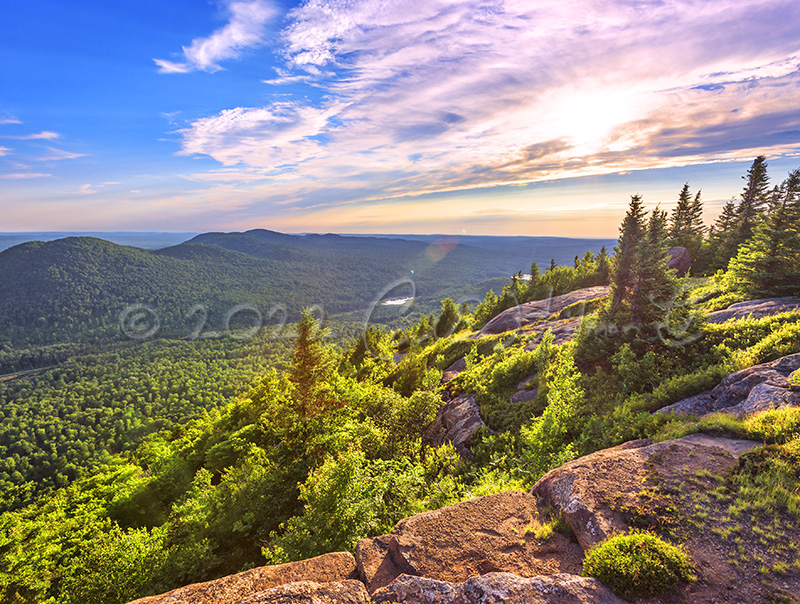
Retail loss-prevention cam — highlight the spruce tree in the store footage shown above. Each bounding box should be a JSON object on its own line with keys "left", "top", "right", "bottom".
{"left": 596, "top": 246, "right": 611, "bottom": 285}
{"left": 726, "top": 169, "right": 800, "bottom": 297}
{"left": 632, "top": 207, "right": 679, "bottom": 329}
{"left": 609, "top": 195, "right": 647, "bottom": 310}
{"left": 737, "top": 155, "right": 770, "bottom": 242}
{"left": 706, "top": 199, "right": 738, "bottom": 270}
{"left": 668, "top": 184, "right": 705, "bottom": 268}
{"left": 290, "top": 309, "right": 335, "bottom": 419}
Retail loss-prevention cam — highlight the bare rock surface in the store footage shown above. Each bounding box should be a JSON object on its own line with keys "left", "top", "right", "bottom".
{"left": 128, "top": 552, "right": 357, "bottom": 604}
{"left": 531, "top": 436, "right": 759, "bottom": 550}
{"left": 658, "top": 353, "right": 800, "bottom": 417}
{"left": 423, "top": 394, "right": 485, "bottom": 457}
{"left": 479, "top": 287, "right": 608, "bottom": 336}
{"left": 356, "top": 491, "right": 583, "bottom": 594}
{"left": 667, "top": 246, "right": 691, "bottom": 276}
{"left": 238, "top": 580, "right": 369, "bottom": 604}
{"left": 523, "top": 318, "right": 584, "bottom": 347}
{"left": 509, "top": 388, "right": 539, "bottom": 404}
{"left": 441, "top": 357, "right": 467, "bottom": 383}
{"left": 371, "top": 572, "right": 625, "bottom": 604}
{"left": 706, "top": 296, "right": 800, "bottom": 324}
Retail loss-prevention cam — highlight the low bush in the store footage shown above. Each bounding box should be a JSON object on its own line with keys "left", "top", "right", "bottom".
{"left": 583, "top": 532, "right": 695, "bottom": 600}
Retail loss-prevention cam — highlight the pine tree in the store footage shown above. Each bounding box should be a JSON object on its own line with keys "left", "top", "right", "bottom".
{"left": 737, "top": 155, "right": 770, "bottom": 242}
{"left": 726, "top": 168, "right": 800, "bottom": 297}
{"left": 707, "top": 199, "right": 740, "bottom": 270}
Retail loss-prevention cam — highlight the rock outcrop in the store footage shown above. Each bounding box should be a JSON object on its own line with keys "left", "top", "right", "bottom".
{"left": 128, "top": 552, "right": 357, "bottom": 604}
{"left": 658, "top": 353, "right": 800, "bottom": 417}
{"left": 531, "top": 435, "right": 759, "bottom": 550}
{"left": 521, "top": 317, "right": 584, "bottom": 347}
{"left": 441, "top": 357, "right": 467, "bottom": 384}
{"left": 423, "top": 394, "right": 486, "bottom": 457}
{"left": 371, "top": 572, "right": 625, "bottom": 604}
{"left": 238, "top": 580, "right": 369, "bottom": 603}
{"left": 478, "top": 287, "right": 608, "bottom": 336}
{"left": 706, "top": 297, "right": 800, "bottom": 324}
{"left": 356, "top": 491, "right": 583, "bottom": 594}
{"left": 667, "top": 246, "right": 691, "bottom": 276}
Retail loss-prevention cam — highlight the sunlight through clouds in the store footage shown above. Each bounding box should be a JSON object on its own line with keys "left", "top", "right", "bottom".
{"left": 174, "top": 0, "right": 800, "bottom": 216}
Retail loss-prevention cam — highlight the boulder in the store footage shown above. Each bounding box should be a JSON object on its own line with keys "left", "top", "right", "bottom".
{"left": 441, "top": 357, "right": 467, "bottom": 384}
{"left": 128, "top": 552, "right": 357, "bottom": 604}
{"left": 706, "top": 297, "right": 800, "bottom": 324}
{"left": 479, "top": 287, "right": 608, "bottom": 336}
{"left": 372, "top": 572, "right": 625, "bottom": 604}
{"left": 238, "top": 580, "right": 369, "bottom": 604}
{"left": 356, "top": 491, "right": 583, "bottom": 594}
{"left": 667, "top": 246, "right": 691, "bottom": 276}
{"left": 531, "top": 435, "right": 759, "bottom": 550}
{"left": 423, "top": 394, "right": 485, "bottom": 457}
{"left": 658, "top": 353, "right": 800, "bottom": 417}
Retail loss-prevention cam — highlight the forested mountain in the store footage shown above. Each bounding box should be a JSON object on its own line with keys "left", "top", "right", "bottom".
{"left": 0, "top": 232, "right": 613, "bottom": 349}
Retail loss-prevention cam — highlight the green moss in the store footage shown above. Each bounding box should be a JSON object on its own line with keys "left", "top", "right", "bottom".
{"left": 583, "top": 532, "right": 695, "bottom": 600}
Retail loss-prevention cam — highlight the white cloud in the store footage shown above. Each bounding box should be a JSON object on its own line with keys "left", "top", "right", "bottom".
{"left": 0, "top": 172, "right": 52, "bottom": 179}
{"left": 35, "top": 147, "right": 85, "bottom": 161}
{"left": 0, "top": 118, "right": 22, "bottom": 126}
{"left": 2, "top": 130, "right": 60, "bottom": 140}
{"left": 77, "top": 184, "right": 97, "bottom": 195}
{"left": 0, "top": 146, "right": 11, "bottom": 156}
{"left": 155, "top": 0, "right": 277, "bottom": 73}
{"left": 176, "top": 0, "right": 800, "bottom": 213}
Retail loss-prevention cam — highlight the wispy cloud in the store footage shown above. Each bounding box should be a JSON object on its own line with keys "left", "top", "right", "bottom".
{"left": 0, "top": 146, "right": 11, "bottom": 156}
{"left": 2, "top": 130, "right": 60, "bottom": 140}
{"left": 0, "top": 117, "right": 22, "bottom": 126}
{"left": 173, "top": 0, "right": 800, "bottom": 218}
{"left": 0, "top": 172, "right": 52, "bottom": 180}
{"left": 154, "top": 0, "right": 277, "bottom": 73}
{"left": 34, "top": 147, "right": 85, "bottom": 161}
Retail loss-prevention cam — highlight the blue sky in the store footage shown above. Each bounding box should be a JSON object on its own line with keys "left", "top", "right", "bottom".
{"left": 2, "top": 0, "right": 800, "bottom": 236}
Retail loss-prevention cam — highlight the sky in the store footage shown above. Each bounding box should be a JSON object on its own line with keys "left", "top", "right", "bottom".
{"left": 1, "top": 0, "right": 800, "bottom": 237}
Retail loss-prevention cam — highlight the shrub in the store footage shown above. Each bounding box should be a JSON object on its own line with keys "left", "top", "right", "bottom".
{"left": 583, "top": 532, "right": 694, "bottom": 600}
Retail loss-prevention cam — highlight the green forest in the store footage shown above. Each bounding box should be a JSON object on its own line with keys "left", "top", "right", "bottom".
{"left": 1, "top": 157, "right": 799, "bottom": 603}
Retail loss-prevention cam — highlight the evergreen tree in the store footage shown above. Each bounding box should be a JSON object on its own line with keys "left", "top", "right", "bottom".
{"left": 596, "top": 246, "right": 611, "bottom": 285}
{"left": 668, "top": 184, "right": 705, "bottom": 270}
{"left": 632, "top": 207, "right": 679, "bottom": 329}
{"left": 609, "top": 195, "right": 647, "bottom": 310}
{"left": 434, "top": 298, "right": 460, "bottom": 339}
{"left": 707, "top": 199, "right": 740, "bottom": 270}
{"left": 737, "top": 155, "right": 770, "bottom": 242}
{"left": 289, "top": 310, "right": 335, "bottom": 419}
{"left": 726, "top": 168, "right": 800, "bottom": 297}
{"left": 668, "top": 183, "right": 694, "bottom": 242}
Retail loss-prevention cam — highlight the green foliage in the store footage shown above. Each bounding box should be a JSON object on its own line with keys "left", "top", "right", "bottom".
{"left": 266, "top": 449, "right": 432, "bottom": 563}
{"left": 0, "top": 336, "right": 288, "bottom": 511}
{"left": 519, "top": 346, "right": 582, "bottom": 479}
{"left": 583, "top": 532, "right": 695, "bottom": 600}
{"left": 59, "top": 526, "right": 169, "bottom": 604}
